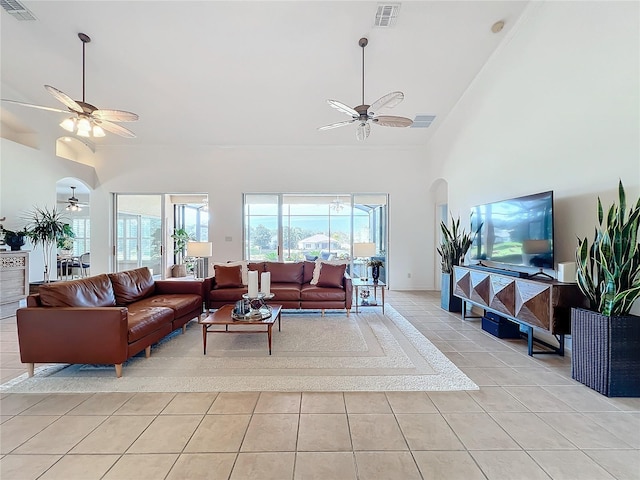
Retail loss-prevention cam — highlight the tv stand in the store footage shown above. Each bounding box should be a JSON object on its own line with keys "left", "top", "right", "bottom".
{"left": 453, "top": 266, "right": 587, "bottom": 356}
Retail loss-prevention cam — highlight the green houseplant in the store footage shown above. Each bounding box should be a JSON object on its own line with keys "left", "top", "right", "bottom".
{"left": 25, "top": 206, "right": 68, "bottom": 283}
{"left": 170, "top": 228, "right": 192, "bottom": 277}
{"left": 56, "top": 224, "right": 75, "bottom": 252}
{"left": 572, "top": 180, "right": 640, "bottom": 396}
{"left": 437, "top": 215, "right": 481, "bottom": 312}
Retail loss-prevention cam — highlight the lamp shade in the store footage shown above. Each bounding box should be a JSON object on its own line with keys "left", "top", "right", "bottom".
{"left": 353, "top": 242, "right": 376, "bottom": 257}
{"left": 187, "top": 241, "right": 212, "bottom": 257}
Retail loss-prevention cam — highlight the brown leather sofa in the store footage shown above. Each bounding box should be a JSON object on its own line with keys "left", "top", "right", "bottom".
{"left": 16, "top": 267, "right": 203, "bottom": 378}
{"left": 205, "top": 261, "right": 352, "bottom": 315}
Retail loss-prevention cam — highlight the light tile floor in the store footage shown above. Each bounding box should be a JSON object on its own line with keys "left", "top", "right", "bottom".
{"left": 1, "top": 291, "right": 639, "bottom": 479}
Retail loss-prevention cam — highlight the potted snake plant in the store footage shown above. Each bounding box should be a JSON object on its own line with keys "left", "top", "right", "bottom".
{"left": 572, "top": 180, "right": 640, "bottom": 397}
{"left": 437, "top": 215, "right": 481, "bottom": 312}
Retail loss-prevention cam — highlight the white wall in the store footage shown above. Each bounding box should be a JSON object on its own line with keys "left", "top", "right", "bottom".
{"left": 0, "top": 138, "right": 96, "bottom": 282}
{"left": 426, "top": 1, "right": 639, "bottom": 285}
{"left": 90, "top": 144, "right": 432, "bottom": 290}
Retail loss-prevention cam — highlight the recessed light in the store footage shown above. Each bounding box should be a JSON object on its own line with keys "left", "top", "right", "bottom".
{"left": 491, "top": 20, "right": 505, "bottom": 33}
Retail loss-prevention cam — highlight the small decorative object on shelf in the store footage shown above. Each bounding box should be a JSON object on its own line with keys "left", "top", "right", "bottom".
{"left": 359, "top": 288, "right": 371, "bottom": 305}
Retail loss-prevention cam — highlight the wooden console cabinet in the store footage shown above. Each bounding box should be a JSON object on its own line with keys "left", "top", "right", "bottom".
{"left": 0, "top": 250, "right": 29, "bottom": 319}
{"left": 453, "top": 265, "right": 588, "bottom": 355}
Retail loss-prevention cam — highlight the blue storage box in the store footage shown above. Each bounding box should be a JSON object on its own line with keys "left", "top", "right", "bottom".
{"left": 482, "top": 315, "right": 521, "bottom": 339}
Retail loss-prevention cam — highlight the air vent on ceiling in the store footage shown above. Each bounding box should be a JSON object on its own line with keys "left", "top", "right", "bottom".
{"left": 374, "top": 3, "right": 400, "bottom": 27}
{"left": 1, "top": 0, "right": 36, "bottom": 20}
{"left": 410, "top": 115, "right": 436, "bottom": 128}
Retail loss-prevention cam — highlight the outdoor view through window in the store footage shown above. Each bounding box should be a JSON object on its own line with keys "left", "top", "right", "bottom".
{"left": 244, "top": 194, "right": 387, "bottom": 281}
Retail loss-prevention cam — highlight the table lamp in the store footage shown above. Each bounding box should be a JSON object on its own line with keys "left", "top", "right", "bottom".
{"left": 187, "top": 241, "right": 213, "bottom": 279}
{"left": 353, "top": 242, "right": 376, "bottom": 280}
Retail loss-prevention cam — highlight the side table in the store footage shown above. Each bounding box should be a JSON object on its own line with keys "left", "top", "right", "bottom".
{"left": 352, "top": 278, "right": 386, "bottom": 314}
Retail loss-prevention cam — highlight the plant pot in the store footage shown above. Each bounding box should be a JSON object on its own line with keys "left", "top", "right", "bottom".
{"left": 172, "top": 264, "right": 187, "bottom": 278}
{"left": 5, "top": 234, "right": 25, "bottom": 251}
{"left": 571, "top": 308, "right": 640, "bottom": 397}
{"left": 441, "top": 272, "right": 462, "bottom": 312}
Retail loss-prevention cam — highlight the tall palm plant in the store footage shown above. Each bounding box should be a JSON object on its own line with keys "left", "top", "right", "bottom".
{"left": 25, "top": 206, "right": 68, "bottom": 283}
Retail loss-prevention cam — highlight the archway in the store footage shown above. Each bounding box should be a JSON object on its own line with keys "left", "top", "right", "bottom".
{"left": 56, "top": 177, "right": 92, "bottom": 278}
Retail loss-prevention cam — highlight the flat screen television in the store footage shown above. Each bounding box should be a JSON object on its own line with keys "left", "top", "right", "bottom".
{"left": 469, "top": 191, "right": 554, "bottom": 270}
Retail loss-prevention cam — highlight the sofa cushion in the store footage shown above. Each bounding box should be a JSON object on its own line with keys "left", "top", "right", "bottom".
{"left": 213, "top": 261, "right": 248, "bottom": 285}
{"left": 248, "top": 262, "right": 266, "bottom": 273}
{"left": 108, "top": 268, "right": 155, "bottom": 306}
{"left": 209, "top": 286, "right": 247, "bottom": 303}
{"left": 125, "top": 304, "right": 174, "bottom": 343}
{"left": 132, "top": 294, "right": 202, "bottom": 318}
{"left": 214, "top": 264, "right": 244, "bottom": 288}
{"left": 301, "top": 284, "right": 346, "bottom": 301}
{"left": 38, "top": 274, "right": 116, "bottom": 308}
{"left": 316, "top": 263, "right": 346, "bottom": 289}
{"left": 265, "top": 262, "right": 303, "bottom": 284}
{"left": 270, "top": 283, "right": 302, "bottom": 301}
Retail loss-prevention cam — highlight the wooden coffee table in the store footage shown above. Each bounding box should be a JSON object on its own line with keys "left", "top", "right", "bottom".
{"left": 200, "top": 304, "right": 282, "bottom": 355}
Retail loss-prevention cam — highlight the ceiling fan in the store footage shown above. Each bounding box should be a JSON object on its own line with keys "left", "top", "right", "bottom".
{"left": 319, "top": 37, "right": 413, "bottom": 140}
{"left": 1, "top": 32, "right": 138, "bottom": 138}
{"left": 58, "top": 187, "right": 88, "bottom": 211}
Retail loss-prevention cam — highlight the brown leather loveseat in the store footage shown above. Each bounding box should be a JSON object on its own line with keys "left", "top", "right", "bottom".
{"left": 16, "top": 267, "right": 203, "bottom": 378}
{"left": 205, "top": 260, "right": 353, "bottom": 315}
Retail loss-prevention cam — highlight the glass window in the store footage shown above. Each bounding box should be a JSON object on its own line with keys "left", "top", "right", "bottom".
{"left": 244, "top": 194, "right": 388, "bottom": 282}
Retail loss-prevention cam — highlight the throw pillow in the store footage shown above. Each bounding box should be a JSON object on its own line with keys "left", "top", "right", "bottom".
{"left": 316, "top": 263, "right": 346, "bottom": 288}
{"left": 212, "top": 261, "right": 248, "bottom": 285}
{"left": 310, "top": 259, "right": 350, "bottom": 285}
{"left": 214, "top": 264, "right": 244, "bottom": 288}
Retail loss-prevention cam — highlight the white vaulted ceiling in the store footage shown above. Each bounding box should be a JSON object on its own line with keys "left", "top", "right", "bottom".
{"left": 1, "top": 1, "right": 529, "bottom": 148}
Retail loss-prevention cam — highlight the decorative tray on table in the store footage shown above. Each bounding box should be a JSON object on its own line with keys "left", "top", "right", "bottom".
{"left": 231, "top": 307, "right": 272, "bottom": 321}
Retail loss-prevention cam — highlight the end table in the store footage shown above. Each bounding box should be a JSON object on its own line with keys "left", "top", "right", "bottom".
{"left": 352, "top": 278, "right": 386, "bottom": 314}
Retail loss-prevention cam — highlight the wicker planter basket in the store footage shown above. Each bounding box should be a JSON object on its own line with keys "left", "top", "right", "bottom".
{"left": 571, "top": 308, "right": 640, "bottom": 397}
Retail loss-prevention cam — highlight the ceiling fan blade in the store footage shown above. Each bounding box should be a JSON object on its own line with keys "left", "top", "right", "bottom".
{"left": 373, "top": 115, "right": 413, "bottom": 128}
{"left": 369, "top": 91, "right": 404, "bottom": 114}
{"left": 93, "top": 109, "right": 139, "bottom": 122}
{"left": 1, "top": 99, "right": 69, "bottom": 114}
{"left": 44, "top": 85, "right": 83, "bottom": 113}
{"left": 327, "top": 100, "right": 358, "bottom": 117}
{"left": 318, "top": 120, "right": 356, "bottom": 131}
{"left": 98, "top": 120, "right": 136, "bottom": 138}
{"left": 356, "top": 122, "right": 370, "bottom": 141}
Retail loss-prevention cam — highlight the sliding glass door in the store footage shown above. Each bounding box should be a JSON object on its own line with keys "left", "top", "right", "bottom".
{"left": 244, "top": 193, "right": 388, "bottom": 282}
{"left": 114, "top": 194, "right": 163, "bottom": 276}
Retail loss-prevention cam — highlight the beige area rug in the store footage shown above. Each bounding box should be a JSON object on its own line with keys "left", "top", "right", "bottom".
{"left": 1, "top": 306, "right": 477, "bottom": 393}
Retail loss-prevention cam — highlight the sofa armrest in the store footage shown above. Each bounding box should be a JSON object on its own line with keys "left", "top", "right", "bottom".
{"left": 16, "top": 307, "right": 129, "bottom": 365}
{"left": 343, "top": 274, "right": 353, "bottom": 309}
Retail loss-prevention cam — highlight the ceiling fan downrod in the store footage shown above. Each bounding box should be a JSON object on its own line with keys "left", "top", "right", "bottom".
{"left": 78, "top": 33, "right": 91, "bottom": 103}
{"left": 359, "top": 37, "right": 368, "bottom": 107}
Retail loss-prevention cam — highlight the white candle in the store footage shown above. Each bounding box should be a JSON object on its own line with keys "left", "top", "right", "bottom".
{"left": 261, "top": 272, "right": 271, "bottom": 296}
{"left": 248, "top": 270, "right": 258, "bottom": 298}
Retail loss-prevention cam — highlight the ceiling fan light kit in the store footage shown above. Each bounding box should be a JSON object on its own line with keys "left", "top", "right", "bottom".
{"left": 65, "top": 186, "right": 84, "bottom": 211}
{"left": 319, "top": 37, "right": 413, "bottom": 140}
{"left": 1, "top": 32, "right": 138, "bottom": 139}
